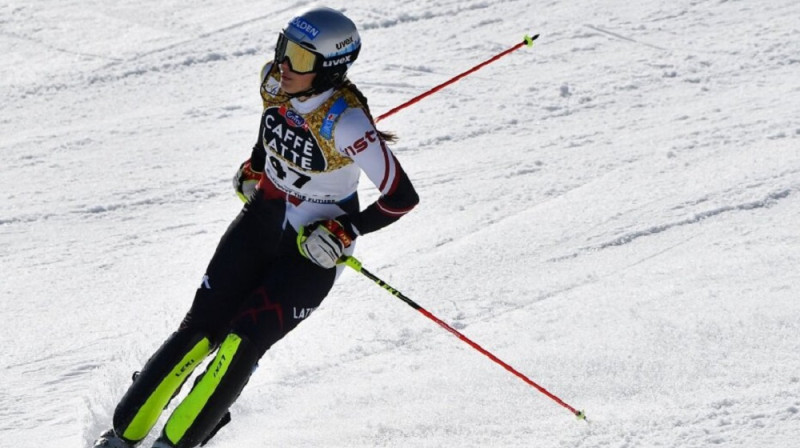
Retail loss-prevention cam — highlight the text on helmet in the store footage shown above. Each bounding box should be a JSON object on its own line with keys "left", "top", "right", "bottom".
{"left": 291, "top": 18, "right": 320, "bottom": 39}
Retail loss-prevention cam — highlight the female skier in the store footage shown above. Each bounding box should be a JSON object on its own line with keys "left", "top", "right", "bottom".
{"left": 94, "top": 6, "right": 419, "bottom": 448}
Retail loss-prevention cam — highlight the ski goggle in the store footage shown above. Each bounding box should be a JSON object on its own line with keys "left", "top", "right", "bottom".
{"left": 275, "top": 33, "right": 319, "bottom": 74}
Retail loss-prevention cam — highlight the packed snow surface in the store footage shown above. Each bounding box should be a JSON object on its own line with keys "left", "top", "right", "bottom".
{"left": 2, "top": 0, "right": 799, "bottom": 446}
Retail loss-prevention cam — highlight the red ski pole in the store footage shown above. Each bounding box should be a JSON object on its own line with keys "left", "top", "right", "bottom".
{"left": 340, "top": 255, "right": 587, "bottom": 421}
{"left": 375, "top": 34, "right": 539, "bottom": 123}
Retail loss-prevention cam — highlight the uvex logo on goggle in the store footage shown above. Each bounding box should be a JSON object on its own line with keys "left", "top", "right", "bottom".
{"left": 322, "top": 55, "right": 352, "bottom": 68}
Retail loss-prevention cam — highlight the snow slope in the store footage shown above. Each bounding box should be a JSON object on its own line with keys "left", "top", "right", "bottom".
{"left": 2, "top": 0, "right": 799, "bottom": 446}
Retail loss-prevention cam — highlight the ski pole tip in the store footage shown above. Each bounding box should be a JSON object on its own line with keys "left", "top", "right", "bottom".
{"left": 524, "top": 34, "right": 540, "bottom": 47}
{"left": 575, "top": 409, "right": 588, "bottom": 422}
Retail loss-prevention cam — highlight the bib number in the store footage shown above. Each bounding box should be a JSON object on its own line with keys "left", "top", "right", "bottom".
{"left": 269, "top": 155, "right": 311, "bottom": 188}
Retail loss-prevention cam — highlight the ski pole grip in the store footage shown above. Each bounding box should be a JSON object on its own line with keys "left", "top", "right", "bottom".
{"left": 339, "top": 255, "right": 362, "bottom": 272}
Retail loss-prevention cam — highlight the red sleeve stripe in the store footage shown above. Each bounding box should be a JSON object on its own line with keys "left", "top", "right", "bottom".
{"left": 377, "top": 200, "right": 414, "bottom": 217}
{"left": 378, "top": 141, "right": 398, "bottom": 194}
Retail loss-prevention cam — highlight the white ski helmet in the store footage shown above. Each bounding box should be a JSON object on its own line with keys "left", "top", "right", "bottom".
{"left": 275, "top": 6, "right": 361, "bottom": 93}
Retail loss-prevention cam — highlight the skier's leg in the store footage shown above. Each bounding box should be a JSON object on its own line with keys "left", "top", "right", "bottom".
{"left": 111, "top": 329, "right": 214, "bottom": 445}
{"left": 152, "top": 288, "right": 287, "bottom": 448}
{"left": 100, "top": 197, "right": 287, "bottom": 446}
{"left": 156, "top": 332, "right": 260, "bottom": 448}
{"left": 233, "top": 235, "right": 340, "bottom": 355}
{"left": 181, "top": 196, "right": 287, "bottom": 342}
{"left": 154, "top": 234, "right": 338, "bottom": 447}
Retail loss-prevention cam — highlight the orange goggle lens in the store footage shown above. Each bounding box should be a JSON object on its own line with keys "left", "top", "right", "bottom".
{"left": 275, "top": 34, "right": 318, "bottom": 74}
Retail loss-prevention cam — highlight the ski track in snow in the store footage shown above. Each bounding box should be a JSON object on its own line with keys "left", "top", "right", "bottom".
{"left": 2, "top": 0, "right": 800, "bottom": 447}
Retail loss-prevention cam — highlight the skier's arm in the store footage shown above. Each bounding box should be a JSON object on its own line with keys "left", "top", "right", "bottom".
{"left": 334, "top": 108, "right": 419, "bottom": 237}
{"left": 248, "top": 115, "right": 267, "bottom": 172}
{"left": 233, "top": 62, "right": 274, "bottom": 200}
{"left": 232, "top": 114, "right": 267, "bottom": 202}
{"left": 248, "top": 61, "right": 274, "bottom": 172}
